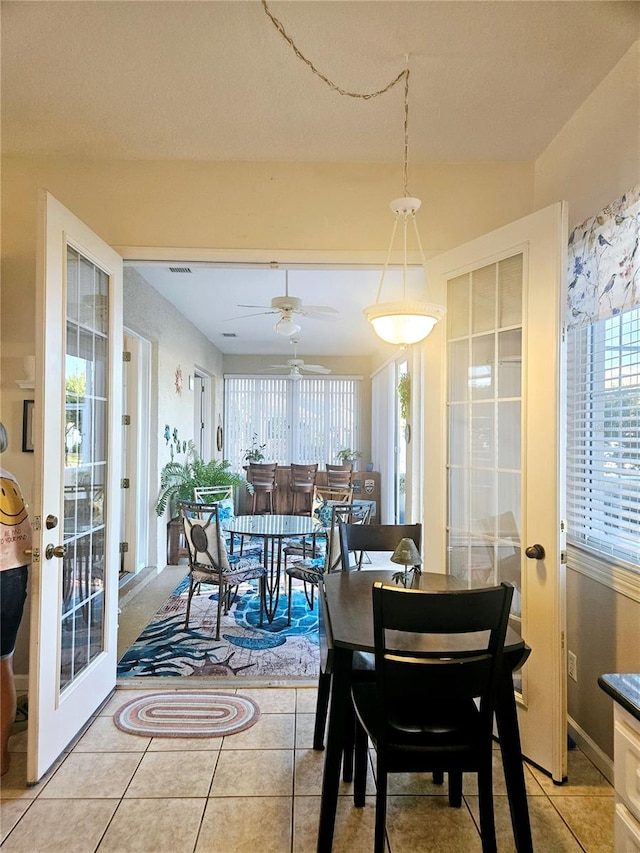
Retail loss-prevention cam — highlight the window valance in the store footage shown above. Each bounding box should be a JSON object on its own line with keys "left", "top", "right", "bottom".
{"left": 567, "top": 184, "right": 640, "bottom": 328}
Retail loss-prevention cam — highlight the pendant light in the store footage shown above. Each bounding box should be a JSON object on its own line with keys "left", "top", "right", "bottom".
{"left": 364, "top": 70, "right": 446, "bottom": 346}
{"left": 262, "top": 1, "right": 446, "bottom": 345}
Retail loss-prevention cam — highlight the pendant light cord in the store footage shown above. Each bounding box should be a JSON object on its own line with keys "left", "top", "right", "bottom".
{"left": 262, "top": 0, "right": 411, "bottom": 194}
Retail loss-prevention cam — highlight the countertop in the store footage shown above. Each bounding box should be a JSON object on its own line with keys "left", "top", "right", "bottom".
{"left": 598, "top": 673, "right": 640, "bottom": 722}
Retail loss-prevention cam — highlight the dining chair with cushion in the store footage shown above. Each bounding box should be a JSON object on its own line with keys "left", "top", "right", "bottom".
{"left": 351, "top": 581, "right": 514, "bottom": 853}
{"left": 290, "top": 463, "right": 318, "bottom": 515}
{"left": 180, "top": 500, "right": 267, "bottom": 639}
{"left": 285, "top": 501, "right": 371, "bottom": 625}
{"left": 338, "top": 522, "right": 422, "bottom": 572}
{"left": 248, "top": 462, "right": 278, "bottom": 514}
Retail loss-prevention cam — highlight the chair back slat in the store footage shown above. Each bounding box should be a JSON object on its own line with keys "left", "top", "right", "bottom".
{"left": 372, "top": 582, "right": 514, "bottom": 720}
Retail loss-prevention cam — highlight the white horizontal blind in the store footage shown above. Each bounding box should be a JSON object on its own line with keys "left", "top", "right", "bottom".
{"left": 566, "top": 306, "right": 640, "bottom": 569}
{"left": 224, "top": 376, "right": 360, "bottom": 471}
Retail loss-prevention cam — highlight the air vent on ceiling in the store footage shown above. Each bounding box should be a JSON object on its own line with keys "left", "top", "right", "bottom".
{"left": 222, "top": 332, "right": 238, "bottom": 338}
{"left": 168, "top": 266, "right": 192, "bottom": 273}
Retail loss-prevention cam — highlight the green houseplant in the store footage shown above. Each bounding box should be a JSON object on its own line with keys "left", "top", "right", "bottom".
{"left": 155, "top": 441, "right": 249, "bottom": 517}
{"left": 397, "top": 373, "right": 411, "bottom": 420}
{"left": 242, "top": 433, "right": 267, "bottom": 463}
{"left": 336, "top": 448, "right": 364, "bottom": 465}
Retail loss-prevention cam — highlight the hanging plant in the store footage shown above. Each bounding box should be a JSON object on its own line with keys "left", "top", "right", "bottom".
{"left": 397, "top": 373, "right": 411, "bottom": 421}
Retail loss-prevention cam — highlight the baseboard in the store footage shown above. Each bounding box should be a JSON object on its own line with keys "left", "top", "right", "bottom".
{"left": 568, "top": 715, "right": 614, "bottom": 784}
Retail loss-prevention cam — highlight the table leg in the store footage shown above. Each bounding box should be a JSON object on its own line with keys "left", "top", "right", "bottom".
{"left": 495, "top": 669, "right": 533, "bottom": 853}
{"left": 317, "top": 647, "right": 353, "bottom": 853}
{"left": 262, "top": 536, "right": 282, "bottom": 623}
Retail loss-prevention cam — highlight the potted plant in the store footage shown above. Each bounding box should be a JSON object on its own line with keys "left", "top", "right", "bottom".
{"left": 397, "top": 373, "right": 410, "bottom": 421}
{"left": 155, "top": 441, "right": 249, "bottom": 517}
{"left": 242, "top": 433, "right": 267, "bottom": 463}
{"left": 336, "top": 448, "right": 363, "bottom": 466}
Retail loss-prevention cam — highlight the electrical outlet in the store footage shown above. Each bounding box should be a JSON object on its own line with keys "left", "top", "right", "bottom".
{"left": 568, "top": 651, "right": 577, "bottom": 682}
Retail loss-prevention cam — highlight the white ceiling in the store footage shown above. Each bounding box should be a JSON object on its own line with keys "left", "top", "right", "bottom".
{"left": 130, "top": 263, "right": 424, "bottom": 356}
{"left": 4, "top": 1, "right": 639, "bottom": 357}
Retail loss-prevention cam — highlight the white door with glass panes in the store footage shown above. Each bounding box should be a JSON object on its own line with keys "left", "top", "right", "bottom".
{"left": 27, "top": 192, "right": 122, "bottom": 783}
{"left": 425, "top": 202, "right": 568, "bottom": 782}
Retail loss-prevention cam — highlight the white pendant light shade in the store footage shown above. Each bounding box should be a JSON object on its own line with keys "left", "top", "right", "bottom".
{"left": 275, "top": 315, "right": 302, "bottom": 337}
{"left": 365, "top": 300, "right": 445, "bottom": 345}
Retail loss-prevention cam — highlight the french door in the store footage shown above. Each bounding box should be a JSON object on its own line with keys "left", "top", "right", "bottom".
{"left": 28, "top": 192, "right": 123, "bottom": 782}
{"left": 425, "top": 202, "right": 568, "bottom": 782}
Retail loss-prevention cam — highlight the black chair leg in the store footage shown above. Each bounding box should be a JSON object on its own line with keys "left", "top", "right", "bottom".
{"left": 342, "top": 701, "right": 355, "bottom": 782}
{"left": 477, "top": 757, "right": 497, "bottom": 853}
{"left": 353, "top": 717, "right": 367, "bottom": 807}
{"left": 433, "top": 770, "right": 444, "bottom": 785}
{"left": 287, "top": 576, "right": 293, "bottom": 626}
{"left": 313, "top": 669, "right": 331, "bottom": 750}
{"left": 374, "top": 758, "right": 388, "bottom": 853}
{"left": 448, "top": 769, "right": 463, "bottom": 807}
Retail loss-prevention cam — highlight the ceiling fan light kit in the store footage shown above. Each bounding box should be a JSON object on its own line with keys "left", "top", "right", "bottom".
{"left": 262, "top": 1, "right": 446, "bottom": 348}
{"left": 275, "top": 314, "right": 302, "bottom": 337}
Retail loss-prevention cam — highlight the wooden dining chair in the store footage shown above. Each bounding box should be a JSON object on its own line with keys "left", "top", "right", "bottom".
{"left": 290, "top": 462, "right": 318, "bottom": 515}
{"left": 351, "top": 582, "right": 514, "bottom": 853}
{"left": 248, "top": 462, "right": 278, "bottom": 514}
{"left": 325, "top": 462, "right": 353, "bottom": 491}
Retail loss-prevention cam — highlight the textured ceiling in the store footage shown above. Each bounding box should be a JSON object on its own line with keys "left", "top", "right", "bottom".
{"left": 3, "top": 1, "right": 639, "bottom": 163}
{"left": 4, "top": 1, "right": 639, "bottom": 357}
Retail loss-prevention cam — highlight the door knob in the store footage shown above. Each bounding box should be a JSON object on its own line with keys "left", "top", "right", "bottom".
{"left": 525, "top": 543, "right": 545, "bottom": 560}
{"left": 45, "top": 543, "right": 67, "bottom": 560}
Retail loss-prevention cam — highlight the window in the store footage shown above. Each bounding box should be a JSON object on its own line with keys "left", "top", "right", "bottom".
{"left": 567, "top": 306, "right": 640, "bottom": 573}
{"left": 224, "top": 375, "right": 361, "bottom": 470}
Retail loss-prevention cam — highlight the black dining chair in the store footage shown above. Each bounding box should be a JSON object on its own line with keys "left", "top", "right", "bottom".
{"left": 313, "top": 522, "right": 424, "bottom": 779}
{"left": 338, "top": 522, "right": 422, "bottom": 571}
{"left": 180, "top": 501, "right": 267, "bottom": 639}
{"left": 351, "top": 581, "right": 514, "bottom": 853}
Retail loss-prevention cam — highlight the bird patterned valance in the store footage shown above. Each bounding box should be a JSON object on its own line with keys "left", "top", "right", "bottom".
{"left": 567, "top": 184, "right": 640, "bottom": 328}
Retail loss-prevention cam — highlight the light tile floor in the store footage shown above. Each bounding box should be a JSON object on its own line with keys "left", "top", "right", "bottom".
{"left": 1, "top": 685, "right": 615, "bottom": 852}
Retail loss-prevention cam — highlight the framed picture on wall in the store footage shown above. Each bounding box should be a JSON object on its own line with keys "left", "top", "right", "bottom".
{"left": 22, "top": 399, "right": 34, "bottom": 452}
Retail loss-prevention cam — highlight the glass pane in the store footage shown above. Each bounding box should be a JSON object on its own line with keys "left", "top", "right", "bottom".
{"left": 498, "top": 401, "right": 521, "bottom": 470}
{"left": 449, "top": 468, "right": 469, "bottom": 531}
{"left": 61, "top": 249, "right": 109, "bottom": 693}
{"left": 447, "top": 273, "right": 470, "bottom": 339}
{"left": 497, "top": 473, "right": 521, "bottom": 537}
{"left": 470, "top": 469, "right": 495, "bottom": 528}
{"left": 498, "top": 254, "right": 523, "bottom": 327}
{"left": 471, "top": 403, "right": 494, "bottom": 468}
{"left": 471, "top": 334, "right": 495, "bottom": 400}
{"left": 448, "top": 403, "right": 468, "bottom": 466}
{"left": 448, "top": 340, "right": 469, "bottom": 402}
{"left": 498, "top": 329, "right": 522, "bottom": 398}
{"left": 472, "top": 264, "right": 496, "bottom": 334}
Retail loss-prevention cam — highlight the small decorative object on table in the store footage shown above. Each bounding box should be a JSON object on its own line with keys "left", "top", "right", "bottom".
{"left": 243, "top": 433, "right": 266, "bottom": 463}
{"left": 390, "top": 537, "right": 423, "bottom": 587}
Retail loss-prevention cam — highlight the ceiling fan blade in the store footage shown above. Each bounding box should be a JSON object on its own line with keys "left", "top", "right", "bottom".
{"left": 227, "top": 311, "right": 277, "bottom": 321}
{"left": 302, "top": 364, "right": 332, "bottom": 374}
{"left": 237, "top": 303, "right": 273, "bottom": 310}
{"left": 298, "top": 305, "right": 338, "bottom": 315}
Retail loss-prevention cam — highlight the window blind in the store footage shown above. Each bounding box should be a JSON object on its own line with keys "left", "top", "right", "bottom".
{"left": 566, "top": 306, "right": 640, "bottom": 569}
{"left": 224, "top": 376, "right": 360, "bottom": 470}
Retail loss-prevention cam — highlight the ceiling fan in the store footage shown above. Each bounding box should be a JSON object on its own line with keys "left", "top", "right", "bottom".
{"left": 261, "top": 340, "right": 332, "bottom": 380}
{"left": 234, "top": 271, "right": 338, "bottom": 336}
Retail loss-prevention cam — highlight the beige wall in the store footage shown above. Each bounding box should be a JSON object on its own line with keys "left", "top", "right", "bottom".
{"left": 125, "top": 268, "right": 225, "bottom": 567}
{"left": 533, "top": 40, "right": 640, "bottom": 769}
{"left": 535, "top": 41, "right": 640, "bottom": 229}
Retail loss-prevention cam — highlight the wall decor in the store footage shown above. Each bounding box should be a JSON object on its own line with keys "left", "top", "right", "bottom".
{"left": 22, "top": 400, "right": 34, "bottom": 452}
{"left": 217, "top": 416, "right": 223, "bottom": 452}
{"left": 175, "top": 365, "right": 183, "bottom": 395}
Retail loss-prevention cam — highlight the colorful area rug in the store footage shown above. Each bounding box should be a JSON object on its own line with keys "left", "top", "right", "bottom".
{"left": 113, "top": 691, "right": 260, "bottom": 737}
{"left": 117, "top": 575, "right": 319, "bottom": 679}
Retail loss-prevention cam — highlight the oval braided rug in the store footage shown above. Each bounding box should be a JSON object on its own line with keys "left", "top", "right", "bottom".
{"left": 113, "top": 691, "right": 260, "bottom": 738}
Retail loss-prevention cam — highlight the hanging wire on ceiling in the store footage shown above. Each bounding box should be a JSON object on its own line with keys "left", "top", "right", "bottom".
{"left": 261, "top": 0, "right": 410, "bottom": 195}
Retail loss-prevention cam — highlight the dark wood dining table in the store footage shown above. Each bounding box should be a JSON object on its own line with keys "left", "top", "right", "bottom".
{"left": 317, "top": 569, "right": 533, "bottom": 853}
